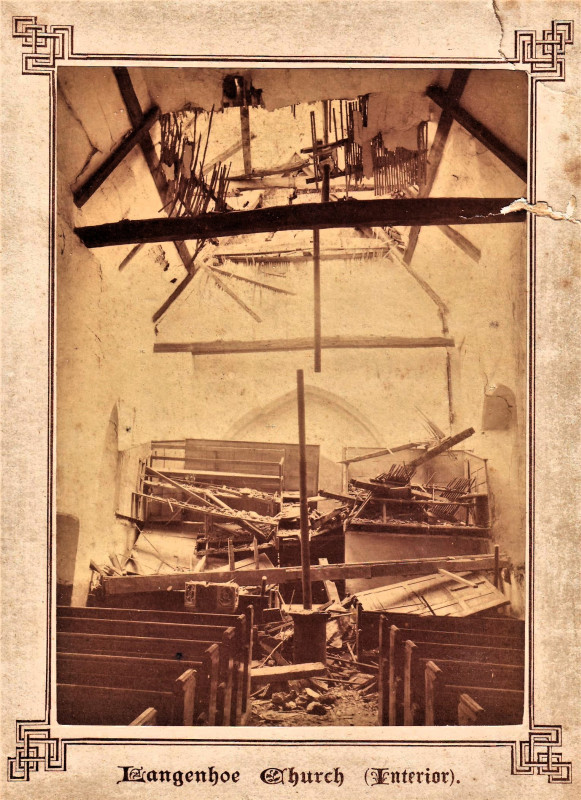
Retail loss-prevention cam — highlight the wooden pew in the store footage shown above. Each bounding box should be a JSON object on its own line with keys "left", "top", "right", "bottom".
{"left": 424, "top": 660, "right": 524, "bottom": 725}
{"left": 58, "top": 653, "right": 196, "bottom": 725}
{"left": 357, "top": 606, "right": 524, "bottom": 656}
{"left": 57, "top": 632, "right": 220, "bottom": 725}
{"left": 130, "top": 707, "right": 158, "bottom": 725}
{"left": 390, "top": 625, "right": 520, "bottom": 651}
{"left": 57, "top": 617, "right": 236, "bottom": 725}
{"left": 379, "top": 620, "right": 524, "bottom": 725}
{"left": 57, "top": 605, "right": 253, "bottom": 723}
{"left": 401, "top": 636, "right": 524, "bottom": 725}
{"left": 457, "top": 689, "right": 524, "bottom": 725}
{"left": 58, "top": 679, "right": 194, "bottom": 725}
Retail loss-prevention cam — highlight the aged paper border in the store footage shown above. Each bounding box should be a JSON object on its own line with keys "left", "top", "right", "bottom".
{"left": 1, "top": 1, "right": 579, "bottom": 797}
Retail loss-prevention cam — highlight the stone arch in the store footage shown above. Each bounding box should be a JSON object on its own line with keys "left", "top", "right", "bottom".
{"left": 224, "top": 385, "right": 384, "bottom": 493}
{"left": 224, "top": 384, "right": 384, "bottom": 445}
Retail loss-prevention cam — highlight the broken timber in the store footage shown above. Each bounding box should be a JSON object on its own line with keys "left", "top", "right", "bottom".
{"left": 340, "top": 442, "right": 428, "bottom": 465}
{"left": 404, "top": 70, "right": 471, "bottom": 266}
{"left": 251, "top": 662, "right": 327, "bottom": 687}
{"left": 154, "top": 335, "right": 455, "bottom": 355}
{"left": 427, "top": 85, "right": 527, "bottom": 183}
{"left": 112, "top": 68, "right": 193, "bottom": 272}
{"left": 75, "top": 198, "right": 526, "bottom": 248}
{"left": 408, "top": 427, "right": 475, "bottom": 467}
{"left": 101, "top": 554, "right": 507, "bottom": 594}
{"left": 73, "top": 106, "right": 161, "bottom": 208}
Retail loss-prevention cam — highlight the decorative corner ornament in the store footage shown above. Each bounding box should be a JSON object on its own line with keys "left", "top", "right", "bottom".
{"left": 7, "top": 721, "right": 66, "bottom": 781}
{"left": 512, "top": 726, "right": 572, "bottom": 784}
{"left": 12, "top": 15, "right": 74, "bottom": 74}
{"left": 513, "top": 20, "right": 574, "bottom": 80}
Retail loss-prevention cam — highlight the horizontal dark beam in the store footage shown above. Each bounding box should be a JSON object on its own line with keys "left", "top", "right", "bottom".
{"left": 101, "top": 554, "right": 506, "bottom": 593}
{"left": 154, "top": 334, "right": 455, "bottom": 356}
{"left": 75, "top": 197, "right": 525, "bottom": 248}
{"left": 73, "top": 106, "right": 160, "bottom": 208}
{"left": 427, "top": 85, "right": 527, "bottom": 183}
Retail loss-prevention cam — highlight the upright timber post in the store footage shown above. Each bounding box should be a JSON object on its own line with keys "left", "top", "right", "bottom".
{"left": 240, "top": 103, "right": 252, "bottom": 178}
{"left": 292, "top": 370, "right": 329, "bottom": 664}
{"left": 297, "top": 369, "right": 312, "bottom": 610}
{"left": 313, "top": 229, "right": 322, "bottom": 372}
{"left": 314, "top": 100, "right": 330, "bottom": 372}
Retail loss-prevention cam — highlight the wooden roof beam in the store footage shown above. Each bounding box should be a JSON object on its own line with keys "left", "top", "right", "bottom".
{"left": 73, "top": 105, "right": 160, "bottom": 208}
{"left": 404, "top": 69, "right": 471, "bottom": 265}
{"left": 153, "top": 334, "right": 455, "bottom": 356}
{"left": 75, "top": 197, "right": 525, "bottom": 249}
{"left": 112, "top": 67, "right": 197, "bottom": 294}
{"left": 427, "top": 85, "right": 527, "bottom": 182}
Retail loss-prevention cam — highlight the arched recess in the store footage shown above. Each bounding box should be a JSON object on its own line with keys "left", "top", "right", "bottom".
{"left": 223, "top": 385, "right": 384, "bottom": 493}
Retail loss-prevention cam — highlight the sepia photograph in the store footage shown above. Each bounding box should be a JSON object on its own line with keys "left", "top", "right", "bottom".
{"left": 2, "top": 3, "right": 579, "bottom": 797}
{"left": 56, "top": 65, "right": 527, "bottom": 727}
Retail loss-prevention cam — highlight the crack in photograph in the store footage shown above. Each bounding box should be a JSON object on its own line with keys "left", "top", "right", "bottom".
{"left": 56, "top": 65, "right": 528, "bottom": 728}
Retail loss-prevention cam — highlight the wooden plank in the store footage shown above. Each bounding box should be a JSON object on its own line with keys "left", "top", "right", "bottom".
{"left": 154, "top": 335, "right": 455, "bottom": 356}
{"left": 318, "top": 489, "right": 358, "bottom": 504}
{"left": 371, "top": 611, "right": 524, "bottom": 638}
{"left": 229, "top": 155, "right": 309, "bottom": 181}
{"left": 129, "top": 707, "right": 157, "bottom": 725}
{"left": 152, "top": 269, "right": 197, "bottom": 323}
{"left": 346, "top": 520, "right": 490, "bottom": 537}
{"left": 73, "top": 106, "right": 160, "bottom": 208}
{"left": 200, "top": 263, "right": 262, "bottom": 323}
{"left": 74, "top": 197, "right": 526, "bottom": 248}
{"left": 319, "top": 558, "right": 340, "bottom": 604}
{"left": 427, "top": 85, "right": 527, "bottom": 182}
{"left": 408, "top": 427, "right": 475, "bottom": 467}
{"left": 402, "top": 187, "right": 481, "bottom": 263}
{"left": 251, "top": 661, "right": 327, "bottom": 687}
{"left": 438, "top": 224, "right": 481, "bottom": 263}
{"left": 101, "top": 554, "right": 505, "bottom": 594}
{"left": 209, "top": 266, "right": 296, "bottom": 296}
{"left": 340, "top": 442, "right": 427, "bottom": 465}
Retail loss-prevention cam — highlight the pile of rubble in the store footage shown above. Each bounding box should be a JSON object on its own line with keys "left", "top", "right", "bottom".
{"left": 251, "top": 608, "right": 379, "bottom": 726}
